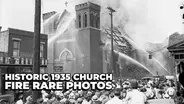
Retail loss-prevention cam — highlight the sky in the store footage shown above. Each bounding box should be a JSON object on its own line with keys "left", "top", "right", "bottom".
{"left": 0, "top": 0, "right": 183, "bottom": 47}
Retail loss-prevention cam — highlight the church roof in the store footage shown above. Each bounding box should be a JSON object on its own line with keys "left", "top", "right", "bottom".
{"left": 43, "top": 11, "right": 57, "bottom": 21}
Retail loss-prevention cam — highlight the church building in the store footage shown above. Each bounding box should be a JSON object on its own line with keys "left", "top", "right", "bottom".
{"left": 43, "top": 2, "right": 105, "bottom": 74}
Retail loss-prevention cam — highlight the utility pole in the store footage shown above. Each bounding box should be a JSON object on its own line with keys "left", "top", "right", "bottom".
{"left": 107, "top": 7, "right": 116, "bottom": 78}
{"left": 32, "top": 0, "right": 41, "bottom": 102}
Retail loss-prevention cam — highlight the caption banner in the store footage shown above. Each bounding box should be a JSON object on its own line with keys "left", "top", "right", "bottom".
{"left": 4, "top": 73, "right": 116, "bottom": 90}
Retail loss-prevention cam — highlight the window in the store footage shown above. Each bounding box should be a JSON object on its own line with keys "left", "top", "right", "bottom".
{"left": 13, "top": 40, "right": 20, "bottom": 57}
{"left": 60, "top": 51, "right": 72, "bottom": 61}
{"left": 40, "top": 43, "right": 44, "bottom": 58}
{"left": 96, "top": 16, "right": 99, "bottom": 28}
{"left": 107, "top": 63, "right": 110, "bottom": 72}
{"left": 54, "top": 19, "right": 58, "bottom": 29}
{"left": 180, "top": 54, "right": 184, "bottom": 59}
{"left": 84, "top": 13, "right": 87, "bottom": 27}
{"left": 105, "top": 50, "right": 108, "bottom": 61}
{"left": 40, "top": 67, "right": 46, "bottom": 73}
{"left": 78, "top": 14, "right": 81, "bottom": 28}
{"left": 90, "top": 13, "right": 94, "bottom": 27}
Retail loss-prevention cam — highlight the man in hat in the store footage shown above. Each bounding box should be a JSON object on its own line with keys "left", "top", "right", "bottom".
{"left": 15, "top": 94, "right": 23, "bottom": 104}
{"left": 101, "top": 92, "right": 110, "bottom": 104}
{"left": 106, "top": 88, "right": 123, "bottom": 104}
{"left": 76, "top": 98, "right": 83, "bottom": 104}
{"left": 69, "top": 92, "right": 76, "bottom": 104}
{"left": 91, "top": 95, "right": 101, "bottom": 104}
{"left": 41, "top": 89, "right": 49, "bottom": 102}
{"left": 46, "top": 92, "right": 61, "bottom": 104}
{"left": 125, "top": 79, "right": 147, "bottom": 104}
{"left": 82, "top": 94, "right": 91, "bottom": 104}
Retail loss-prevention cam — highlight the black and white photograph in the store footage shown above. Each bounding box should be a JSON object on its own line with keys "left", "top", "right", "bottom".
{"left": 0, "top": 0, "right": 184, "bottom": 104}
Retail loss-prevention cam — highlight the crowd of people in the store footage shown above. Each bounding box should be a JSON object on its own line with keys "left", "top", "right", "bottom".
{"left": 14, "top": 77, "right": 178, "bottom": 104}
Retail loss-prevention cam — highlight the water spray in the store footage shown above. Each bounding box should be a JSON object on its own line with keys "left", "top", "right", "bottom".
{"left": 114, "top": 50, "right": 155, "bottom": 76}
{"left": 114, "top": 27, "right": 170, "bottom": 74}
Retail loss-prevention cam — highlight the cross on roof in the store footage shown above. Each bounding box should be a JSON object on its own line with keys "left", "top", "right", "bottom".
{"left": 65, "top": 1, "right": 68, "bottom": 7}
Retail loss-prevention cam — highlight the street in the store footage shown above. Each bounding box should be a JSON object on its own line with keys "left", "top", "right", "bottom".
{"left": 148, "top": 99, "right": 175, "bottom": 104}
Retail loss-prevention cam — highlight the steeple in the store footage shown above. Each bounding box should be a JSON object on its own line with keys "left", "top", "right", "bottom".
{"left": 74, "top": 2, "right": 103, "bottom": 73}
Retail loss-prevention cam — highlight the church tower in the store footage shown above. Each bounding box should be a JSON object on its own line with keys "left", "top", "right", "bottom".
{"left": 75, "top": 2, "right": 103, "bottom": 73}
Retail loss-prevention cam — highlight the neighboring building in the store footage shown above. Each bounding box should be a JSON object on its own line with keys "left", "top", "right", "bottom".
{"left": 0, "top": 28, "right": 48, "bottom": 95}
{"left": 44, "top": 2, "right": 106, "bottom": 74}
{"left": 167, "top": 32, "right": 184, "bottom": 76}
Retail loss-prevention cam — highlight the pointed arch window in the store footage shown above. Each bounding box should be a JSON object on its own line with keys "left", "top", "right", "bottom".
{"left": 78, "top": 14, "right": 81, "bottom": 28}
{"left": 60, "top": 50, "right": 73, "bottom": 61}
{"left": 84, "top": 13, "right": 87, "bottom": 27}
{"left": 90, "top": 13, "right": 94, "bottom": 27}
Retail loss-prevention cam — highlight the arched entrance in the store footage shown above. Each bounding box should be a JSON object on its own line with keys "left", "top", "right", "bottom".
{"left": 56, "top": 48, "right": 73, "bottom": 73}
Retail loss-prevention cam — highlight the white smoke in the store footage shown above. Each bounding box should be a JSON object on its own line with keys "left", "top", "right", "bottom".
{"left": 42, "top": 0, "right": 182, "bottom": 75}
{"left": 60, "top": 0, "right": 182, "bottom": 48}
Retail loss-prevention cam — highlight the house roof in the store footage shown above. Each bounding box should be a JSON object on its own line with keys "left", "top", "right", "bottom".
{"left": 167, "top": 32, "right": 184, "bottom": 51}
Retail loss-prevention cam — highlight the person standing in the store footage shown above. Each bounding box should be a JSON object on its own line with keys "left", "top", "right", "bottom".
{"left": 166, "top": 84, "right": 175, "bottom": 99}
{"left": 15, "top": 95, "right": 24, "bottom": 104}
{"left": 106, "top": 88, "right": 123, "bottom": 104}
{"left": 125, "top": 79, "right": 147, "bottom": 104}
